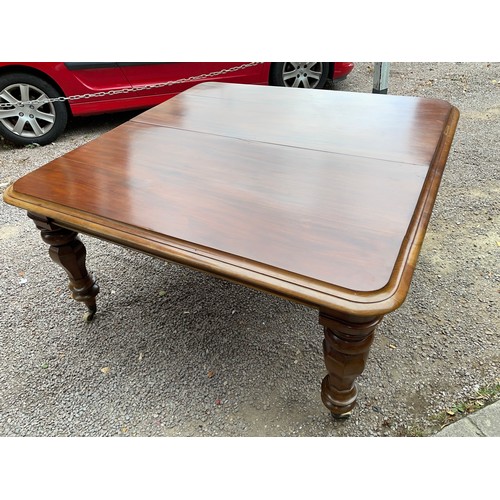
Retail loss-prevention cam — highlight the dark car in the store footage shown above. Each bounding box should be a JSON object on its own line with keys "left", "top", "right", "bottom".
{"left": 0, "top": 62, "right": 354, "bottom": 146}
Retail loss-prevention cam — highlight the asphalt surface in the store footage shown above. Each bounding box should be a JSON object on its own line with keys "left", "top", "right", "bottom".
{"left": 1, "top": 63, "right": 498, "bottom": 443}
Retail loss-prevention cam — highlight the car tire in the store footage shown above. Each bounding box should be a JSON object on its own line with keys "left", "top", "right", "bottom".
{"left": 269, "top": 62, "right": 330, "bottom": 89}
{"left": 0, "top": 72, "right": 68, "bottom": 146}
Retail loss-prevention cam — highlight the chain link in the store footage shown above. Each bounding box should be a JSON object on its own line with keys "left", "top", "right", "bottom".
{"left": 0, "top": 62, "right": 263, "bottom": 109}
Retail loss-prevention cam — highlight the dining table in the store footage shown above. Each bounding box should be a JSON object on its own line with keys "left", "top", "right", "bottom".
{"left": 3, "top": 82, "right": 459, "bottom": 418}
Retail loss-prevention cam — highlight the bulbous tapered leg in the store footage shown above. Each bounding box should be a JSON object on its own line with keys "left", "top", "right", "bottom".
{"left": 319, "top": 311, "right": 383, "bottom": 418}
{"left": 28, "top": 213, "right": 99, "bottom": 321}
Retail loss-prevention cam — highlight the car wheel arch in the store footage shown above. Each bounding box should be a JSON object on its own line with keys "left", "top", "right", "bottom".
{"left": 0, "top": 70, "right": 71, "bottom": 145}
{"left": 268, "top": 62, "right": 333, "bottom": 88}
{"left": 0, "top": 64, "right": 72, "bottom": 117}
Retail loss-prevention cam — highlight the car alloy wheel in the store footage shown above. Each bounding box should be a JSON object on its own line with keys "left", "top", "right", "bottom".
{"left": 269, "top": 62, "right": 329, "bottom": 89}
{"left": 0, "top": 73, "right": 68, "bottom": 145}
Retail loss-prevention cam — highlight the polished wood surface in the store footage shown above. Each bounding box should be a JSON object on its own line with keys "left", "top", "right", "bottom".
{"left": 3, "top": 83, "right": 459, "bottom": 418}
{"left": 134, "top": 82, "right": 452, "bottom": 164}
{"left": 4, "top": 82, "right": 459, "bottom": 316}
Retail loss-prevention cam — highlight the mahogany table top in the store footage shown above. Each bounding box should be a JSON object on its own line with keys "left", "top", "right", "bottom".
{"left": 4, "top": 82, "right": 459, "bottom": 316}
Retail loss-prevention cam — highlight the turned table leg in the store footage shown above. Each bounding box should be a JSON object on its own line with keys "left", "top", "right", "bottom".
{"left": 319, "top": 311, "right": 383, "bottom": 418}
{"left": 28, "top": 213, "right": 99, "bottom": 321}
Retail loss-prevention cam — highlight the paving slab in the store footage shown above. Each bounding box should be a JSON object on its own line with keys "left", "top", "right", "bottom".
{"left": 435, "top": 400, "right": 500, "bottom": 437}
{"left": 468, "top": 401, "right": 500, "bottom": 437}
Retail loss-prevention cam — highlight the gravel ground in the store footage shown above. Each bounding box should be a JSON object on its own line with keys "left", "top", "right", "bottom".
{"left": 0, "top": 62, "right": 498, "bottom": 437}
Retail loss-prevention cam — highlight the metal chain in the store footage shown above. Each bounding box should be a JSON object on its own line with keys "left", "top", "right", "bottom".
{"left": 0, "top": 62, "right": 263, "bottom": 109}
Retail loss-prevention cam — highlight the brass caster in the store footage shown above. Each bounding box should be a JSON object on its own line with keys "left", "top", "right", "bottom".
{"left": 331, "top": 410, "right": 352, "bottom": 420}
{"left": 83, "top": 307, "right": 96, "bottom": 322}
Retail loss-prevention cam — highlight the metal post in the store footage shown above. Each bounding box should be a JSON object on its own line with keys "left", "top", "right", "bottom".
{"left": 373, "top": 62, "right": 390, "bottom": 94}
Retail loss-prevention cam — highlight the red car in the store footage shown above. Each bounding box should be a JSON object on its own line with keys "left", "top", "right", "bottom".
{"left": 0, "top": 62, "right": 353, "bottom": 146}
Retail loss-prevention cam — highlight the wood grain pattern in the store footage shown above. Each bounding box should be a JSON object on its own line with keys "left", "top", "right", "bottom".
{"left": 3, "top": 82, "right": 460, "bottom": 418}
{"left": 4, "top": 82, "right": 459, "bottom": 316}
{"left": 134, "top": 82, "right": 452, "bottom": 165}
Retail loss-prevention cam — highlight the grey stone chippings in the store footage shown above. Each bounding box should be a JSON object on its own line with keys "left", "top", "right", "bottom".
{"left": 0, "top": 62, "right": 499, "bottom": 437}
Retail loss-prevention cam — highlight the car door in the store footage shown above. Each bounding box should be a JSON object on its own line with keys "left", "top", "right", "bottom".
{"left": 117, "top": 62, "right": 268, "bottom": 107}
{"left": 63, "top": 63, "right": 131, "bottom": 92}
{"left": 117, "top": 62, "right": 215, "bottom": 103}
